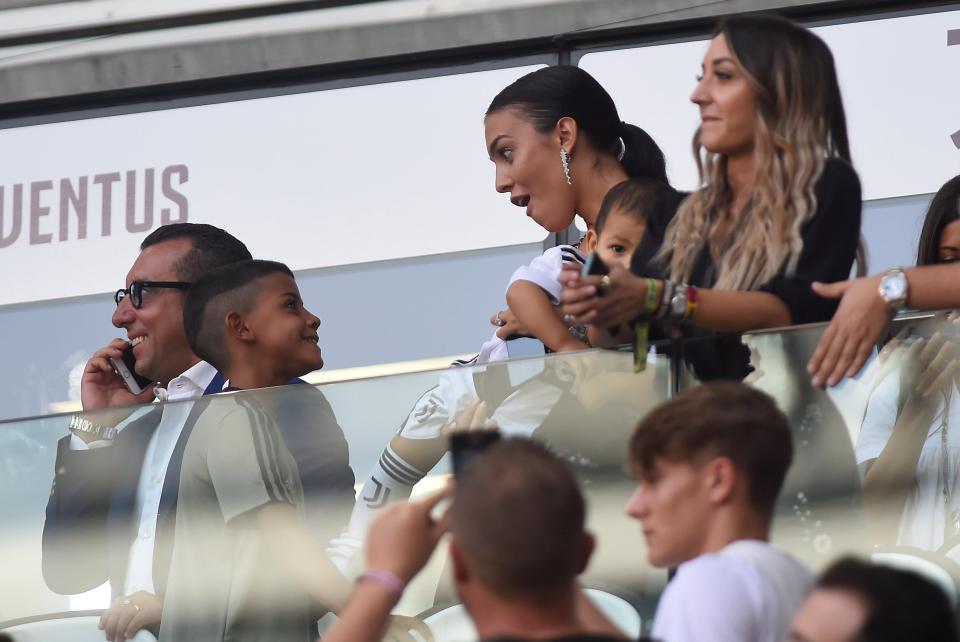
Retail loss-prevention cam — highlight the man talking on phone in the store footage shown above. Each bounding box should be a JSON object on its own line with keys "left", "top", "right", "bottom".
{"left": 42, "top": 223, "right": 355, "bottom": 642}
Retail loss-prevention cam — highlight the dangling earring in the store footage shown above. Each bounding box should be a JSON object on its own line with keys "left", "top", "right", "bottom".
{"left": 560, "top": 148, "right": 572, "bottom": 185}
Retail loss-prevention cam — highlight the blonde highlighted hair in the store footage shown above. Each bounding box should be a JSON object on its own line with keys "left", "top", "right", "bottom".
{"left": 659, "top": 14, "right": 853, "bottom": 290}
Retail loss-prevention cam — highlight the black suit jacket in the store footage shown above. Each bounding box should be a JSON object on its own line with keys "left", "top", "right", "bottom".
{"left": 41, "top": 374, "right": 355, "bottom": 599}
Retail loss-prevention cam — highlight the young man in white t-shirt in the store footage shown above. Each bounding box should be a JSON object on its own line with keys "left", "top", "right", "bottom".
{"left": 627, "top": 381, "right": 813, "bottom": 642}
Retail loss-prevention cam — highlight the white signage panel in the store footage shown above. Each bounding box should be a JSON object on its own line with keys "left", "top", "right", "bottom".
{"left": 0, "top": 65, "right": 546, "bottom": 306}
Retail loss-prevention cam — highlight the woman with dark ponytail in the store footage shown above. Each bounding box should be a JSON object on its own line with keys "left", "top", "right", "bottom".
{"left": 329, "top": 69, "right": 674, "bottom": 568}
{"left": 484, "top": 65, "right": 679, "bottom": 353}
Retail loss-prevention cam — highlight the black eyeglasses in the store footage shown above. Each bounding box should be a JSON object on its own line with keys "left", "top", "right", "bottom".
{"left": 114, "top": 280, "right": 191, "bottom": 309}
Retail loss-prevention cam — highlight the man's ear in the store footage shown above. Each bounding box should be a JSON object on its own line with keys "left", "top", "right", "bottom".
{"left": 556, "top": 116, "right": 580, "bottom": 155}
{"left": 582, "top": 229, "right": 598, "bottom": 254}
{"left": 449, "top": 539, "right": 470, "bottom": 586}
{"left": 704, "top": 456, "right": 738, "bottom": 506}
{"left": 224, "top": 310, "right": 255, "bottom": 344}
{"left": 576, "top": 532, "right": 596, "bottom": 576}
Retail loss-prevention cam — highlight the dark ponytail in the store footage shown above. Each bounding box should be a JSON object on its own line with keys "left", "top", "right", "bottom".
{"left": 619, "top": 122, "right": 668, "bottom": 184}
{"left": 487, "top": 66, "right": 669, "bottom": 185}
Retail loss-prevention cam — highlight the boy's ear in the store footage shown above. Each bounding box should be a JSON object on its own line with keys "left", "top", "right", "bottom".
{"left": 704, "top": 456, "right": 737, "bottom": 507}
{"left": 582, "top": 229, "right": 598, "bottom": 254}
{"left": 224, "top": 310, "right": 255, "bottom": 344}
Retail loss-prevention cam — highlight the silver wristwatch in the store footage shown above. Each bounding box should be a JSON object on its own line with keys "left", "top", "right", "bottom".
{"left": 669, "top": 288, "right": 689, "bottom": 320}
{"left": 69, "top": 414, "right": 118, "bottom": 441}
{"left": 878, "top": 268, "right": 909, "bottom": 312}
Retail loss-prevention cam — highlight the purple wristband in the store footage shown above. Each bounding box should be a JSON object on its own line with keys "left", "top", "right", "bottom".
{"left": 359, "top": 570, "right": 406, "bottom": 597}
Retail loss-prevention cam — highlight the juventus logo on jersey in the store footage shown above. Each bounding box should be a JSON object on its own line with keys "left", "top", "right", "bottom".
{"left": 413, "top": 392, "right": 442, "bottom": 423}
{"left": 363, "top": 478, "right": 392, "bottom": 508}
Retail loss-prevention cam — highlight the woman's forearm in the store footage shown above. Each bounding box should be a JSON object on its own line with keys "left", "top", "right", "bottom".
{"left": 691, "top": 289, "right": 793, "bottom": 333}
{"left": 904, "top": 264, "right": 960, "bottom": 310}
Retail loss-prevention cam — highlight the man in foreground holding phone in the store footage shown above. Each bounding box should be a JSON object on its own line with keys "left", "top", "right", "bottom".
{"left": 323, "top": 438, "right": 630, "bottom": 642}
{"left": 42, "top": 223, "right": 354, "bottom": 642}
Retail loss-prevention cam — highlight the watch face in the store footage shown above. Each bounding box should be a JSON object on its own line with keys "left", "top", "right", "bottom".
{"left": 881, "top": 273, "right": 907, "bottom": 300}
{"left": 671, "top": 293, "right": 687, "bottom": 316}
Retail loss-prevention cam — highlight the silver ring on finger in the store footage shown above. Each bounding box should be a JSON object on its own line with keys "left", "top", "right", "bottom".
{"left": 563, "top": 313, "right": 576, "bottom": 324}
{"left": 494, "top": 311, "right": 506, "bottom": 327}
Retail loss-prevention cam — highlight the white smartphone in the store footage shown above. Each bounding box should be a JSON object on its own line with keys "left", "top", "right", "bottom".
{"left": 109, "top": 345, "right": 152, "bottom": 395}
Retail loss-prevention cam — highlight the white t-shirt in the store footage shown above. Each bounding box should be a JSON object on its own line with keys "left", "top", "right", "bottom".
{"left": 651, "top": 540, "right": 813, "bottom": 642}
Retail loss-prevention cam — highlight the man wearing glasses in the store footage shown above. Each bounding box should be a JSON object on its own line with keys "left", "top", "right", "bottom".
{"left": 42, "top": 223, "right": 355, "bottom": 642}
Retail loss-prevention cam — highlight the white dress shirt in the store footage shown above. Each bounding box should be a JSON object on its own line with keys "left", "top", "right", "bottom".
{"left": 69, "top": 360, "right": 219, "bottom": 596}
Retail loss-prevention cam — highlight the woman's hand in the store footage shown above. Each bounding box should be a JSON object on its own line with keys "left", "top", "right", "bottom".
{"left": 560, "top": 263, "right": 647, "bottom": 327}
{"left": 807, "top": 276, "right": 891, "bottom": 387}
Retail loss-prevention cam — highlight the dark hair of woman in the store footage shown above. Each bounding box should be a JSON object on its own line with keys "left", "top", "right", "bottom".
{"left": 916, "top": 174, "right": 960, "bottom": 266}
{"left": 486, "top": 65, "right": 669, "bottom": 184}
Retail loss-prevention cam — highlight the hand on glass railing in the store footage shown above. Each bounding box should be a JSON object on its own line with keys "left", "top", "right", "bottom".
{"left": 441, "top": 400, "right": 497, "bottom": 437}
{"left": 383, "top": 615, "right": 435, "bottom": 642}
{"left": 807, "top": 275, "right": 891, "bottom": 387}
{"left": 98, "top": 590, "right": 162, "bottom": 642}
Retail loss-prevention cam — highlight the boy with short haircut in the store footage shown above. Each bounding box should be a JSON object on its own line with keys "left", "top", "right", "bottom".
{"left": 627, "top": 381, "right": 813, "bottom": 642}
{"left": 161, "top": 259, "right": 350, "bottom": 642}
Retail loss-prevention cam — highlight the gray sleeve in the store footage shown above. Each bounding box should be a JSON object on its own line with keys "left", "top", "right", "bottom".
{"left": 207, "top": 403, "right": 298, "bottom": 525}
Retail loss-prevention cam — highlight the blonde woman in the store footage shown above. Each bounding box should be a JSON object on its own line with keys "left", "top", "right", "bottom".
{"left": 561, "top": 14, "right": 861, "bottom": 336}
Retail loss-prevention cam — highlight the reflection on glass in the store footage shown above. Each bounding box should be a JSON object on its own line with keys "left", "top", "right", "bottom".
{"left": 680, "top": 327, "right": 865, "bottom": 565}
{"left": 858, "top": 314, "right": 960, "bottom": 555}
{"left": 8, "top": 323, "right": 960, "bottom": 640}
{"left": 0, "top": 348, "right": 673, "bottom": 639}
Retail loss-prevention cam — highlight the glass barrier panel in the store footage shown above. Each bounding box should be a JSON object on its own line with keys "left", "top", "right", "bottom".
{"left": 0, "top": 346, "right": 673, "bottom": 640}
{"left": 675, "top": 314, "right": 960, "bottom": 605}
